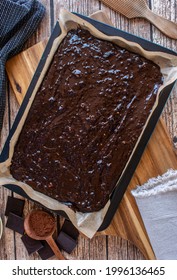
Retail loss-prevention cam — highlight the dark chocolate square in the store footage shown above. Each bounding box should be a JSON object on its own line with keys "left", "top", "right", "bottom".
{"left": 57, "top": 231, "right": 77, "bottom": 254}
{"left": 5, "top": 196, "right": 25, "bottom": 217}
{"left": 61, "top": 220, "right": 79, "bottom": 240}
{"left": 6, "top": 212, "right": 24, "bottom": 234}
{"left": 21, "top": 234, "right": 43, "bottom": 255}
{"left": 38, "top": 241, "right": 54, "bottom": 260}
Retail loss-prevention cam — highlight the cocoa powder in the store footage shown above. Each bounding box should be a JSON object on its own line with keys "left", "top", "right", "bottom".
{"left": 29, "top": 210, "right": 55, "bottom": 237}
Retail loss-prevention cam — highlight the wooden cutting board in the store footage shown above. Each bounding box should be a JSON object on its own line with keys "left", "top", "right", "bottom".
{"left": 5, "top": 12, "right": 177, "bottom": 260}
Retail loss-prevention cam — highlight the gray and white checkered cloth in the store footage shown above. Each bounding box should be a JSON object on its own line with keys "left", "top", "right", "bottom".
{"left": 0, "top": 0, "right": 45, "bottom": 130}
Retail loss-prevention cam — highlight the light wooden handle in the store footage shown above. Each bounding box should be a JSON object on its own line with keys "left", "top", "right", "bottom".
{"left": 46, "top": 236, "right": 66, "bottom": 260}
{"left": 144, "top": 8, "right": 177, "bottom": 39}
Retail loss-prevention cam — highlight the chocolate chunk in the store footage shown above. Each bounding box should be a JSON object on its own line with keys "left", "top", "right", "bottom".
{"left": 21, "top": 234, "right": 43, "bottom": 255}
{"left": 57, "top": 231, "right": 77, "bottom": 254}
{"left": 6, "top": 212, "right": 24, "bottom": 234}
{"left": 173, "top": 136, "right": 177, "bottom": 143}
{"left": 5, "top": 196, "right": 25, "bottom": 217}
{"left": 61, "top": 219, "right": 79, "bottom": 240}
{"left": 38, "top": 241, "right": 54, "bottom": 260}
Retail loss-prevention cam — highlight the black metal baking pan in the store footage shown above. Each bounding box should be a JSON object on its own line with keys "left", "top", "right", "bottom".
{"left": 0, "top": 13, "right": 177, "bottom": 231}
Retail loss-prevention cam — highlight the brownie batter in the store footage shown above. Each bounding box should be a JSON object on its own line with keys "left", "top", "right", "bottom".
{"left": 10, "top": 29, "right": 163, "bottom": 212}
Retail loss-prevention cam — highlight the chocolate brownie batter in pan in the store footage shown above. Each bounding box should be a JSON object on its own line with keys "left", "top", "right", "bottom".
{"left": 10, "top": 28, "right": 163, "bottom": 212}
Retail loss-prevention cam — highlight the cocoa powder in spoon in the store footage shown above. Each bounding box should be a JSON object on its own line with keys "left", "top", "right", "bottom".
{"left": 28, "top": 210, "right": 55, "bottom": 238}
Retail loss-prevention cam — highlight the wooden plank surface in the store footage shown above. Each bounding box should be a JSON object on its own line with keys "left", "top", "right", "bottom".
{"left": 1, "top": 0, "right": 177, "bottom": 260}
{"left": 6, "top": 9, "right": 177, "bottom": 261}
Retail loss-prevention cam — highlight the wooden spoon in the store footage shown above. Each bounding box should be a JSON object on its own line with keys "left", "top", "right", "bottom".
{"left": 100, "top": 0, "right": 177, "bottom": 39}
{"left": 24, "top": 210, "right": 65, "bottom": 260}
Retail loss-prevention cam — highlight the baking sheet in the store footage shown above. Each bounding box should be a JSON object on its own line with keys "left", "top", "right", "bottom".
{"left": 0, "top": 9, "right": 177, "bottom": 238}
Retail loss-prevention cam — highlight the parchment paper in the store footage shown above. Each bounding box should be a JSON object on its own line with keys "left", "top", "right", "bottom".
{"left": 0, "top": 9, "right": 177, "bottom": 238}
